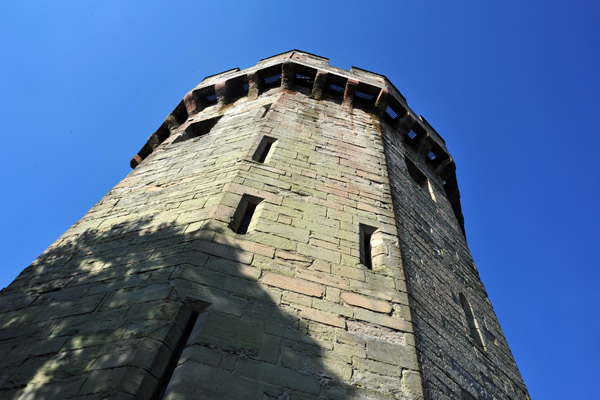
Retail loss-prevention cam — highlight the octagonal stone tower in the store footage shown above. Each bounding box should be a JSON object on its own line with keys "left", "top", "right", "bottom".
{"left": 0, "top": 51, "right": 529, "bottom": 399}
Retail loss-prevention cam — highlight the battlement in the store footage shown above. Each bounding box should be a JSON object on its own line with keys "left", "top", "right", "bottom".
{"left": 131, "top": 51, "right": 463, "bottom": 232}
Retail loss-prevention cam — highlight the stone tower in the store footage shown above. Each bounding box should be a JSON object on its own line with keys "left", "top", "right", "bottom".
{"left": 0, "top": 51, "right": 529, "bottom": 400}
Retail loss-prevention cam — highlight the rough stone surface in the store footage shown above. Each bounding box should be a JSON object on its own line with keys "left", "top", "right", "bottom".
{"left": 0, "top": 50, "right": 529, "bottom": 399}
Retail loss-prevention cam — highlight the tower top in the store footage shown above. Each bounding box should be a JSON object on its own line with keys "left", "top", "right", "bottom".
{"left": 131, "top": 50, "right": 464, "bottom": 233}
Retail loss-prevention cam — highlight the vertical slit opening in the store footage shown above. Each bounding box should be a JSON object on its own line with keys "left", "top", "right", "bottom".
{"left": 231, "top": 194, "right": 263, "bottom": 234}
{"left": 360, "top": 224, "right": 377, "bottom": 269}
{"left": 153, "top": 309, "right": 199, "bottom": 400}
{"left": 260, "top": 104, "right": 271, "bottom": 118}
{"left": 153, "top": 299, "right": 210, "bottom": 400}
{"left": 252, "top": 136, "right": 277, "bottom": 163}
{"left": 405, "top": 155, "right": 427, "bottom": 187}
{"left": 238, "top": 202, "right": 257, "bottom": 234}
{"left": 459, "top": 293, "right": 486, "bottom": 350}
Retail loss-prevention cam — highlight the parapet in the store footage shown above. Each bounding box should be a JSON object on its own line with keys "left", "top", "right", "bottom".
{"left": 130, "top": 50, "right": 464, "bottom": 234}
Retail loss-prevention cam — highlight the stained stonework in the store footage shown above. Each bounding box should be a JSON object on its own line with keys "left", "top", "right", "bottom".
{"left": 0, "top": 51, "right": 529, "bottom": 399}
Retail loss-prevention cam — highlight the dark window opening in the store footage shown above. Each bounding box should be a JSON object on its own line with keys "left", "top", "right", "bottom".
{"left": 174, "top": 116, "right": 222, "bottom": 143}
{"left": 231, "top": 194, "right": 263, "bottom": 234}
{"left": 459, "top": 293, "right": 486, "bottom": 350}
{"left": 443, "top": 173, "right": 466, "bottom": 236}
{"left": 405, "top": 156, "right": 427, "bottom": 187}
{"left": 243, "top": 83, "right": 250, "bottom": 92}
{"left": 260, "top": 104, "right": 271, "bottom": 119}
{"left": 205, "top": 93, "right": 217, "bottom": 102}
{"left": 360, "top": 224, "right": 377, "bottom": 269}
{"left": 252, "top": 136, "right": 277, "bottom": 163}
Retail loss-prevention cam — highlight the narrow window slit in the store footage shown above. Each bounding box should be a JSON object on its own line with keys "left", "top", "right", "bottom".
{"left": 405, "top": 156, "right": 427, "bottom": 187}
{"left": 252, "top": 136, "right": 277, "bottom": 163}
{"left": 153, "top": 310, "right": 198, "bottom": 400}
{"left": 153, "top": 299, "right": 210, "bottom": 400}
{"left": 231, "top": 194, "right": 263, "bottom": 234}
{"left": 459, "top": 293, "right": 486, "bottom": 350}
{"left": 260, "top": 104, "right": 271, "bottom": 119}
{"left": 360, "top": 224, "right": 377, "bottom": 269}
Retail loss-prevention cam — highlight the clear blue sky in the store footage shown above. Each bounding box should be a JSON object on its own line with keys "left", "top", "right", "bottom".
{"left": 1, "top": 1, "right": 599, "bottom": 398}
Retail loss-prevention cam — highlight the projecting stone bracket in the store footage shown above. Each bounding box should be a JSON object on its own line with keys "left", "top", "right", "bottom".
{"left": 281, "top": 61, "right": 296, "bottom": 90}
{"left": 247, "top": 72, "right": 261, "bottom": 100}
{"left": 343, "top": 79, "right": 359, "bottom": 108}
{"left": 310, "top": 71, "right": 328, "bottom": 100}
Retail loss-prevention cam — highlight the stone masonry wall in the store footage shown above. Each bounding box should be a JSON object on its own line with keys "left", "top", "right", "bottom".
{"left": 380, "top": 123, "right": 530, "bottom": 399}
{"left": 0, "top": 62, "right": 423, "bottom": 399}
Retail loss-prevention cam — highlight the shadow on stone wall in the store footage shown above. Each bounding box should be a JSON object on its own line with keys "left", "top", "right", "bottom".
{"left": 0, "top": 218, "right": 360, "bottom": 399}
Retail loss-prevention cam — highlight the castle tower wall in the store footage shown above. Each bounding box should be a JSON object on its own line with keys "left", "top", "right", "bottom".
{"left": 0, "top": 51, "right": 529, "bottom": 400}
{"left": 380, "top": 121, "right": 530, "bottom": 399}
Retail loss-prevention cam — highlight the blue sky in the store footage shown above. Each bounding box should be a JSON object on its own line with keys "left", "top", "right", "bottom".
{"left": 1, "top": 1, "right": 599, "bottom": 398}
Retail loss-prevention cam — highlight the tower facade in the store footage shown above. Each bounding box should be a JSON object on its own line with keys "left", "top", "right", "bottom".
{"left": 0, "top": 51, "right": 529, "bottom": 399}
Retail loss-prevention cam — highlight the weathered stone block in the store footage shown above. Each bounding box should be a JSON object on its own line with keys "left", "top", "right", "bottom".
{"left": 192, "top": 311, "right": 264, "bottom": 352}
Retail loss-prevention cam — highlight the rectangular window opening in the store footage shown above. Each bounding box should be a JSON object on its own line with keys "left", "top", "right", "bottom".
{"left": 360, "top": 224, "right": 377, "bottom": 269}
{"left": 252, "top": 136, "right": 277, "bottom": 163}
{"left": 407, "top": 130, "right": 418, "bottom": 140}
{"left": 405, "top": 156, "right": 427, "bottom": 187}
{"left": 427, "top": 150, "right": 437, "bottom": 161}
{"left": 231, "top": 194, "right": 263, "bottom": 234}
